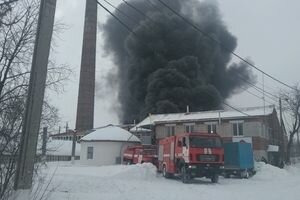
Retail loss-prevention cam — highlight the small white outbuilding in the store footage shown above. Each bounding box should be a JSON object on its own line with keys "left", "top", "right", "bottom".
{"left": 79, "top": 125, "right": 141, "bottom": 166}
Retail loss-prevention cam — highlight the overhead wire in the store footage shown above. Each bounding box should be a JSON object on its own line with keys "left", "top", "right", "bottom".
{"left": 241, "top": 86, "right": 276, "bottom": 106}
{"left": 119, "top": 0, "right": 283, "bottom": 102}
{"left": 95, "top": 0, "right": 138, "bottom": 37}
{"left": 222, "top": 102, "right": 250, "bottom": 116}
{"left": 236, "top": 74, "right": 279, "bottom": 102}
{"left": 96, "top": 0, "right": 251, "bottom": 117}
{"left": 155, "top": 0, "right": 296, "bottom": 91}
{"left": 101, "top": 0, "right": 140, "bottom": 24}
{"left": 121, "top": 0, "right": 156, "bottom": 24}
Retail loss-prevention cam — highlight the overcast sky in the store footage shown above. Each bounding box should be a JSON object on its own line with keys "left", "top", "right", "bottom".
{"left": 51, "top": 0, "right": 300, "bottom": 131}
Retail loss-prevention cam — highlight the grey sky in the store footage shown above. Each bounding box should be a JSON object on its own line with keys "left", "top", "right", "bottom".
{"left": 51, "top": 0, "right": 300, "bottom": 131}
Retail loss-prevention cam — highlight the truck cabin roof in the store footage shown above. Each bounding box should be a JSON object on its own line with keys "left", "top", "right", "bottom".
{"left": 176, "top": 132, "right": 221, "bottom": 138}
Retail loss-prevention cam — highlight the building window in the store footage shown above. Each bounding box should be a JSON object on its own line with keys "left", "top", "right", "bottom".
{"left": 208, "top": 124, "right": 217, "bottom": 134}
{"left": 184, "top": 124, "right": 194, "bottom": 133}
{"left": 232, "top": 122, "right": 243, "bottom": 136}
{"left": 166, "top": 124, "right": 175, "bottom": 136}
{"left": 87, "top": 147, "right": 94, "bottom": 159}
{"left": 167, "top": 126, "right": 175, "bottom": 136}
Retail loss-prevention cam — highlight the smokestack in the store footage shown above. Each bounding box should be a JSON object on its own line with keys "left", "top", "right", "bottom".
{"left": 76, "top": 0, "right": 97, "bottom": 131}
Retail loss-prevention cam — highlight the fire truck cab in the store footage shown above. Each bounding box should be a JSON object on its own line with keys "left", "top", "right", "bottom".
{"left": 123, "top": 145, "right": 157, "bottom": 166}
{"left": 158, "top": 132, "right": 224, "bottom": 183}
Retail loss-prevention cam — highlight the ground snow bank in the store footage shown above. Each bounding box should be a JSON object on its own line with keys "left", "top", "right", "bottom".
{"left": 26, "top": 161, "right": 300, "bottom": 200}
{"left": 254, "top": 162, "right": 290, "bottom": 181}
{"left": 115, "top": 163, "right": 157, "bottom": 180}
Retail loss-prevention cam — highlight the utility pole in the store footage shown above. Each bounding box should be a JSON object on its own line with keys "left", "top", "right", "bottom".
{"left": 71, "top": 130, "right": 76, "bottom": 164}
{"left": 14, "top": 0, "right": 57, "bottom": 190}
{"left": 41, "top": 127, "right": 48, "bottom": 162}
{"left": 279, "top": 98, "right": 285, "bottom": 162}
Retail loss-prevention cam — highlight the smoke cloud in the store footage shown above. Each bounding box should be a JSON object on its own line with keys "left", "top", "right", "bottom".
{"left": 101, "top": 0, "right": 255, "bottom": 123}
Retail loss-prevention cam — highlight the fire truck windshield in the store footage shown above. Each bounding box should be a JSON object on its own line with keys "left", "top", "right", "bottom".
{"left": 189, "top": 136, "right": 222, "bottom": 148}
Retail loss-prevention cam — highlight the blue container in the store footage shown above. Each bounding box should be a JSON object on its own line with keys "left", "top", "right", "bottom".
{"left": 224, "top": 142, "right": 254, "bottom": 170}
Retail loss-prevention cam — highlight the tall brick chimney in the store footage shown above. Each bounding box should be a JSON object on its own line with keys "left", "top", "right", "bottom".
{"left": 76, "top": 0, "right": 97, "bottom": 131}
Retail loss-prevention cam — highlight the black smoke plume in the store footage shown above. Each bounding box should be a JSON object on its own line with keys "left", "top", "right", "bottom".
{"left": 101, "top": 0, "right": 255, "bottom": 123}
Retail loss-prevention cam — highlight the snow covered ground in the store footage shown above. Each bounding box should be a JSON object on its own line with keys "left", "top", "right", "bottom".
{"left": 18, "top": 162, "right": 300, "bottom": 200}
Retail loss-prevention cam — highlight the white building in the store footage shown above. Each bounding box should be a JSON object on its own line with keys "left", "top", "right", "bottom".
{"left": 79, "top": 125, "right": 141, "bottom": 166}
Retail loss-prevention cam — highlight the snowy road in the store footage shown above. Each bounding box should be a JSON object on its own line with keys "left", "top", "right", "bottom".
{"left": 30, "top": 162, "right": 300, "bottom": 200}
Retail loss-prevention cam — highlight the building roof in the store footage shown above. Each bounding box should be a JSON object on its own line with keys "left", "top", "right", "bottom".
{"left": 130, "top": 127, "right": 152, "bottom": 133}
{"left": 80, "top": 125, "right": 141, "bottom": 143}
{"left": 135, "top": 105, "right": 276, "bottom": 128}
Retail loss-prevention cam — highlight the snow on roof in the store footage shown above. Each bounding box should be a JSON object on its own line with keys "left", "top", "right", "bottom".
{"left": 80, "top": 125, "right": 141, "bottom": 143}
{"left": 130, "top": 127, "right": 152, "bottom": 132}
{"left": 135, "top": 105, "right": 275, "bottom": 127}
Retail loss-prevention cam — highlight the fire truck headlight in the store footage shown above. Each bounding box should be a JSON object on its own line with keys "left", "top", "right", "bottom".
{"left": 220, "top": 166, "right": 225, "bottom": 169}
{"left": 188, "top": 165, "right": 196, "bottom": 169}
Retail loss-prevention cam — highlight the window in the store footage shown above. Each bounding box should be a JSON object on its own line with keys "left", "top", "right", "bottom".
{"left": 184, "top": 124, "right": 194, "bottom": 133}
{"left": 208, "top": 124, "right": 217, "bottom": 134}
{"left": 232, "top": 122, "right": 243, "bottom": 136}
{"left": 189, "top": 136, "right": 222, "bottom": 148}
{"left": 87, "top": 147, "right": 94, "bottom": 159}
{"left": 166, "top": 125, "right": 175, "bottom": 136}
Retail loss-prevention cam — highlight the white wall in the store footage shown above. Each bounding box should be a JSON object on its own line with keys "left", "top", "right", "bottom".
{"left": 80, "top": 141, "right": 137, "bottom": 166}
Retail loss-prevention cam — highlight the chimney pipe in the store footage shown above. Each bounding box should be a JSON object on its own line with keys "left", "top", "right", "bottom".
{"left": 186, "top": 105, "right": 190, "bottom": 113}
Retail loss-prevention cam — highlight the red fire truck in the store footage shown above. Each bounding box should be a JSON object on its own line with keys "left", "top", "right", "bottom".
{"left": 158, "top": 132, "right": 224, "bottom": 183}
{"left": 123, "top": 145, "right": 158, "bottom": 166}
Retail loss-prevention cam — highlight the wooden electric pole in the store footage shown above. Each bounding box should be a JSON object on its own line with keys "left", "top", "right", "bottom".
{"left": 14, "top": 0, "right": 57, "bottom": 190}
{"left": 279, "top": 98, "right": 285, "bottom": 163}
{"left": 41, "top": 127, "right": 48, "bottom": 162}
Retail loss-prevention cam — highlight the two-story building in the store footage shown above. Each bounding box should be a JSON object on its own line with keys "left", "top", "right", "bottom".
{"left": 133, "top": 105, "right": 286, "bottom": 164}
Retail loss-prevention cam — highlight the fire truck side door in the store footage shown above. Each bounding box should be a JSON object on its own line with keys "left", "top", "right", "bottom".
{"left": 170, "top": 141, "right": 174, "bottom": 161}
{"left": 175, "top": 137, "right": 182, "bottom": 158}
{"left": 182, "top": 137, "right": 189, "bottom": 162}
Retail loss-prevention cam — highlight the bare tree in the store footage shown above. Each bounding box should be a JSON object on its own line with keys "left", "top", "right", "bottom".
{"left": 280, "top": 85, "right": 300, "bottom": 164}
{"left": 0, "top": 1, "right": 71, "bottom": 199}
{"left": 0, "top": 0, "right": 19, "bottom": 26}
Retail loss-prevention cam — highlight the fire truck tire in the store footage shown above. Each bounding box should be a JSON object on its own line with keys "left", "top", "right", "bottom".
{"left": 127, "top": 160, "right": 132, "bottom": 165}
{"left": 181, "top": 167, "right": 190, "bottom": 183}
{"left": 211, "top": 174, "right": 219, "bottom": 183}
{"left": 224, "top": 172, "right": 230, "bottom": 178}
{"left": 240, "top": 170, "right": 249, "bottom": 179}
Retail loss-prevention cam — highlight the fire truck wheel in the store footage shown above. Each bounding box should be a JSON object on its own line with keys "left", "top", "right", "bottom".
{"left": 224, "top": 172, "right": 230, "bottom": 178}
{"left": 241, "top": 170, "right": 249, "bottom": 179}
{"left": 181, "top": 167, "right": 190, "bottom": 183}
{"left": 211, "top": 174, "right": 219, "bottom": 183}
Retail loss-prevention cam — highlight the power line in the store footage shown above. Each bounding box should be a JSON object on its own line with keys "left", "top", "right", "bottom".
{"left": 100, "top": 0, "right": 139, "bottom": 24}
{"left": 121, "top": 0, "right": 156, "bottom": 24}
{"left": 242, "top": 86, "right": 276, "bottom": 105}
{"left": 223, "top": 102, "right": 250, "bottom": 116}
{"left": 118, "top": 0, "right": 283, "bottom": 100}
{"left": 155, "top": 0, "right": 296, "bottom": 91}
{"left": 95, "top": 0, "right": 138, "bottom": 37}
{"left": 97, "top": 0, "right": 252, "bottom": 118}
{"left": 237, "top": 74, "right": 279, "bottom": 101}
